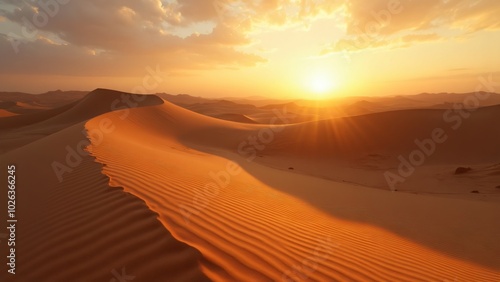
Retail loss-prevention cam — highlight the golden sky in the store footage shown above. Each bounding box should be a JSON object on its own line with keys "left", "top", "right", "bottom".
{"left": 0, "top": 0, "right": 499, "bottom": 99}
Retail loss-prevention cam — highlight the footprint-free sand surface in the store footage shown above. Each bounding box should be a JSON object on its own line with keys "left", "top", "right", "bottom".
{"left": 1, "top": 89, "right": 499, "bottom": 281}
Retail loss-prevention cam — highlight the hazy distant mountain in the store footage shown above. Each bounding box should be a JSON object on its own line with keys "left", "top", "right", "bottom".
{"left": 2, "top": 90, "right": 499, "bottom": 121}
{"left": 0, "top": 90, "right": 88, "bottom": 114}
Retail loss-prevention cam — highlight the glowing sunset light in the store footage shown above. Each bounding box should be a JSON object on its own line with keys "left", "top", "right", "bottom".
{"left": 0, "top": 0, "right": 498, "bottom": 98}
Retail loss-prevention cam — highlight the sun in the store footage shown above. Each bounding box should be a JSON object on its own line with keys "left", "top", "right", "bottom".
{"left": 305, "top": 69, "right": 338, "bottom": 99}
{"left": 310, "top": 75, "right": 333, "bottom": 93}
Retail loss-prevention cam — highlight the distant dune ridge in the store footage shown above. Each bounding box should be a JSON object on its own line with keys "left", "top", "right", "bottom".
{"left": 1, "top": 89, "right": 499, "bottom": 281}
{"left": 0, "top": 89, "right": 163, "bottom": 153}
{"left": 0, "top": 109, "right": 17, "bottom": 117}
{"left": 0, "top": 90, "right": 88, "bottom": 114}
{"left": 3, "top": 89, "right": 500, "bottom": 124}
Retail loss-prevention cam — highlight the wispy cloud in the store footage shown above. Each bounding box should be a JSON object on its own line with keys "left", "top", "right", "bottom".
{"left": 0, "top": 0, "right": 498, "bottom": 76}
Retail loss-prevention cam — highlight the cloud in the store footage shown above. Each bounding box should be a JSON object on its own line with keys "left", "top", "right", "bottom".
{"left": 401, "top": 33, "right": 439, "bottom": 43}
{"left": 0, "top": 0, "right": 498, "bottom": 77}
{"left": 323, "top": 0, "right": 500, "bottom": 54}
{"left": 0, "top": 0, "right": 266, "bottom": 76}
{"left": 0, "top": 34, "right": 264, "bottom": 77}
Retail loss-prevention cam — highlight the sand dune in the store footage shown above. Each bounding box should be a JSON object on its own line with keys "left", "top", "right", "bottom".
{"left": 213, "top": 113, "right": 259, "bottom": 124}
{"left": 218, "top": 97, "right": 500, "bottom": 197}
{"left": 2, "top": 90, "right": 499, "bottom": 281}
{"left": 0, "top": 95, "right": 209, "bottom": 281}
{"left": 85, "top": 98, "right": 500, "bottom": 281}
{"left": 0, "top": 101, "right": 46, "bottom": 115}
{"left": 0, "top": 102, "right": 76, "bottom": 131}
{"left": 29, "top": 88, "right": 163, "bottom": 128}
{"left": 0, "top": 109, "right": 17, "bottom": 117}
{"left": 248, "top": 105, "right": 500, "bottom": 198}
{"left": 0, "top": 89, "right": 163, "bottom": 153}
{"left": 0, "top": 88, "right": 161, "bottom": 130}
{"left": 261, "top": 106, "right": 500, "bottom": 163}
{"left": 0, "top": 90, "right": 87, "bottom": 109}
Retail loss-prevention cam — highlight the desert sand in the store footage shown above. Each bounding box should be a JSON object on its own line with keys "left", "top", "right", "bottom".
{"left": 1, "top": 89, "right": 499, "bottom": 281}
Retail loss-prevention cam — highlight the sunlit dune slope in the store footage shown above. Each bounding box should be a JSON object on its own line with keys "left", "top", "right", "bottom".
{"left": 86, "top": 99, "right": 500, "bottom": 281}
{"left": 213, "top": 113, "right": 259, "bottom": 124}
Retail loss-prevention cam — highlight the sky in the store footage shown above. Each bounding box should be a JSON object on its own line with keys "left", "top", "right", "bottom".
{"left": 0, "top": 0, "right": 499, "bottom": 99}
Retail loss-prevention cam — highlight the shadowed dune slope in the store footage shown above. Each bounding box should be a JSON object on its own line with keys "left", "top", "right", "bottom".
{"left": 0, "top": 90, "right": 88, "bottom": 109}
{"left": 24, "top": 88, "right": 164, "bottom": 129}
{"left": 0, "top": 109, "right": 17, "bottom": 117}
{"left": 262, "top": 106, "right": 500, "bottom": 163}
{"left": 0, "top": 88, "right": 163, "bottom": 130}
{"left": 0, "top": 101, "right": 76, "bottom": 130}
{"left": 0, "top": 89, "right": 164, "bottom": 153}
{"left": 0, "top": 120, "right": 209, "bottom": 281}
{"left": 166, "top": 102, "right": 500, "bottom": 165}
{"left": 86, "top": 101, "right": 500, "bottom": 281}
